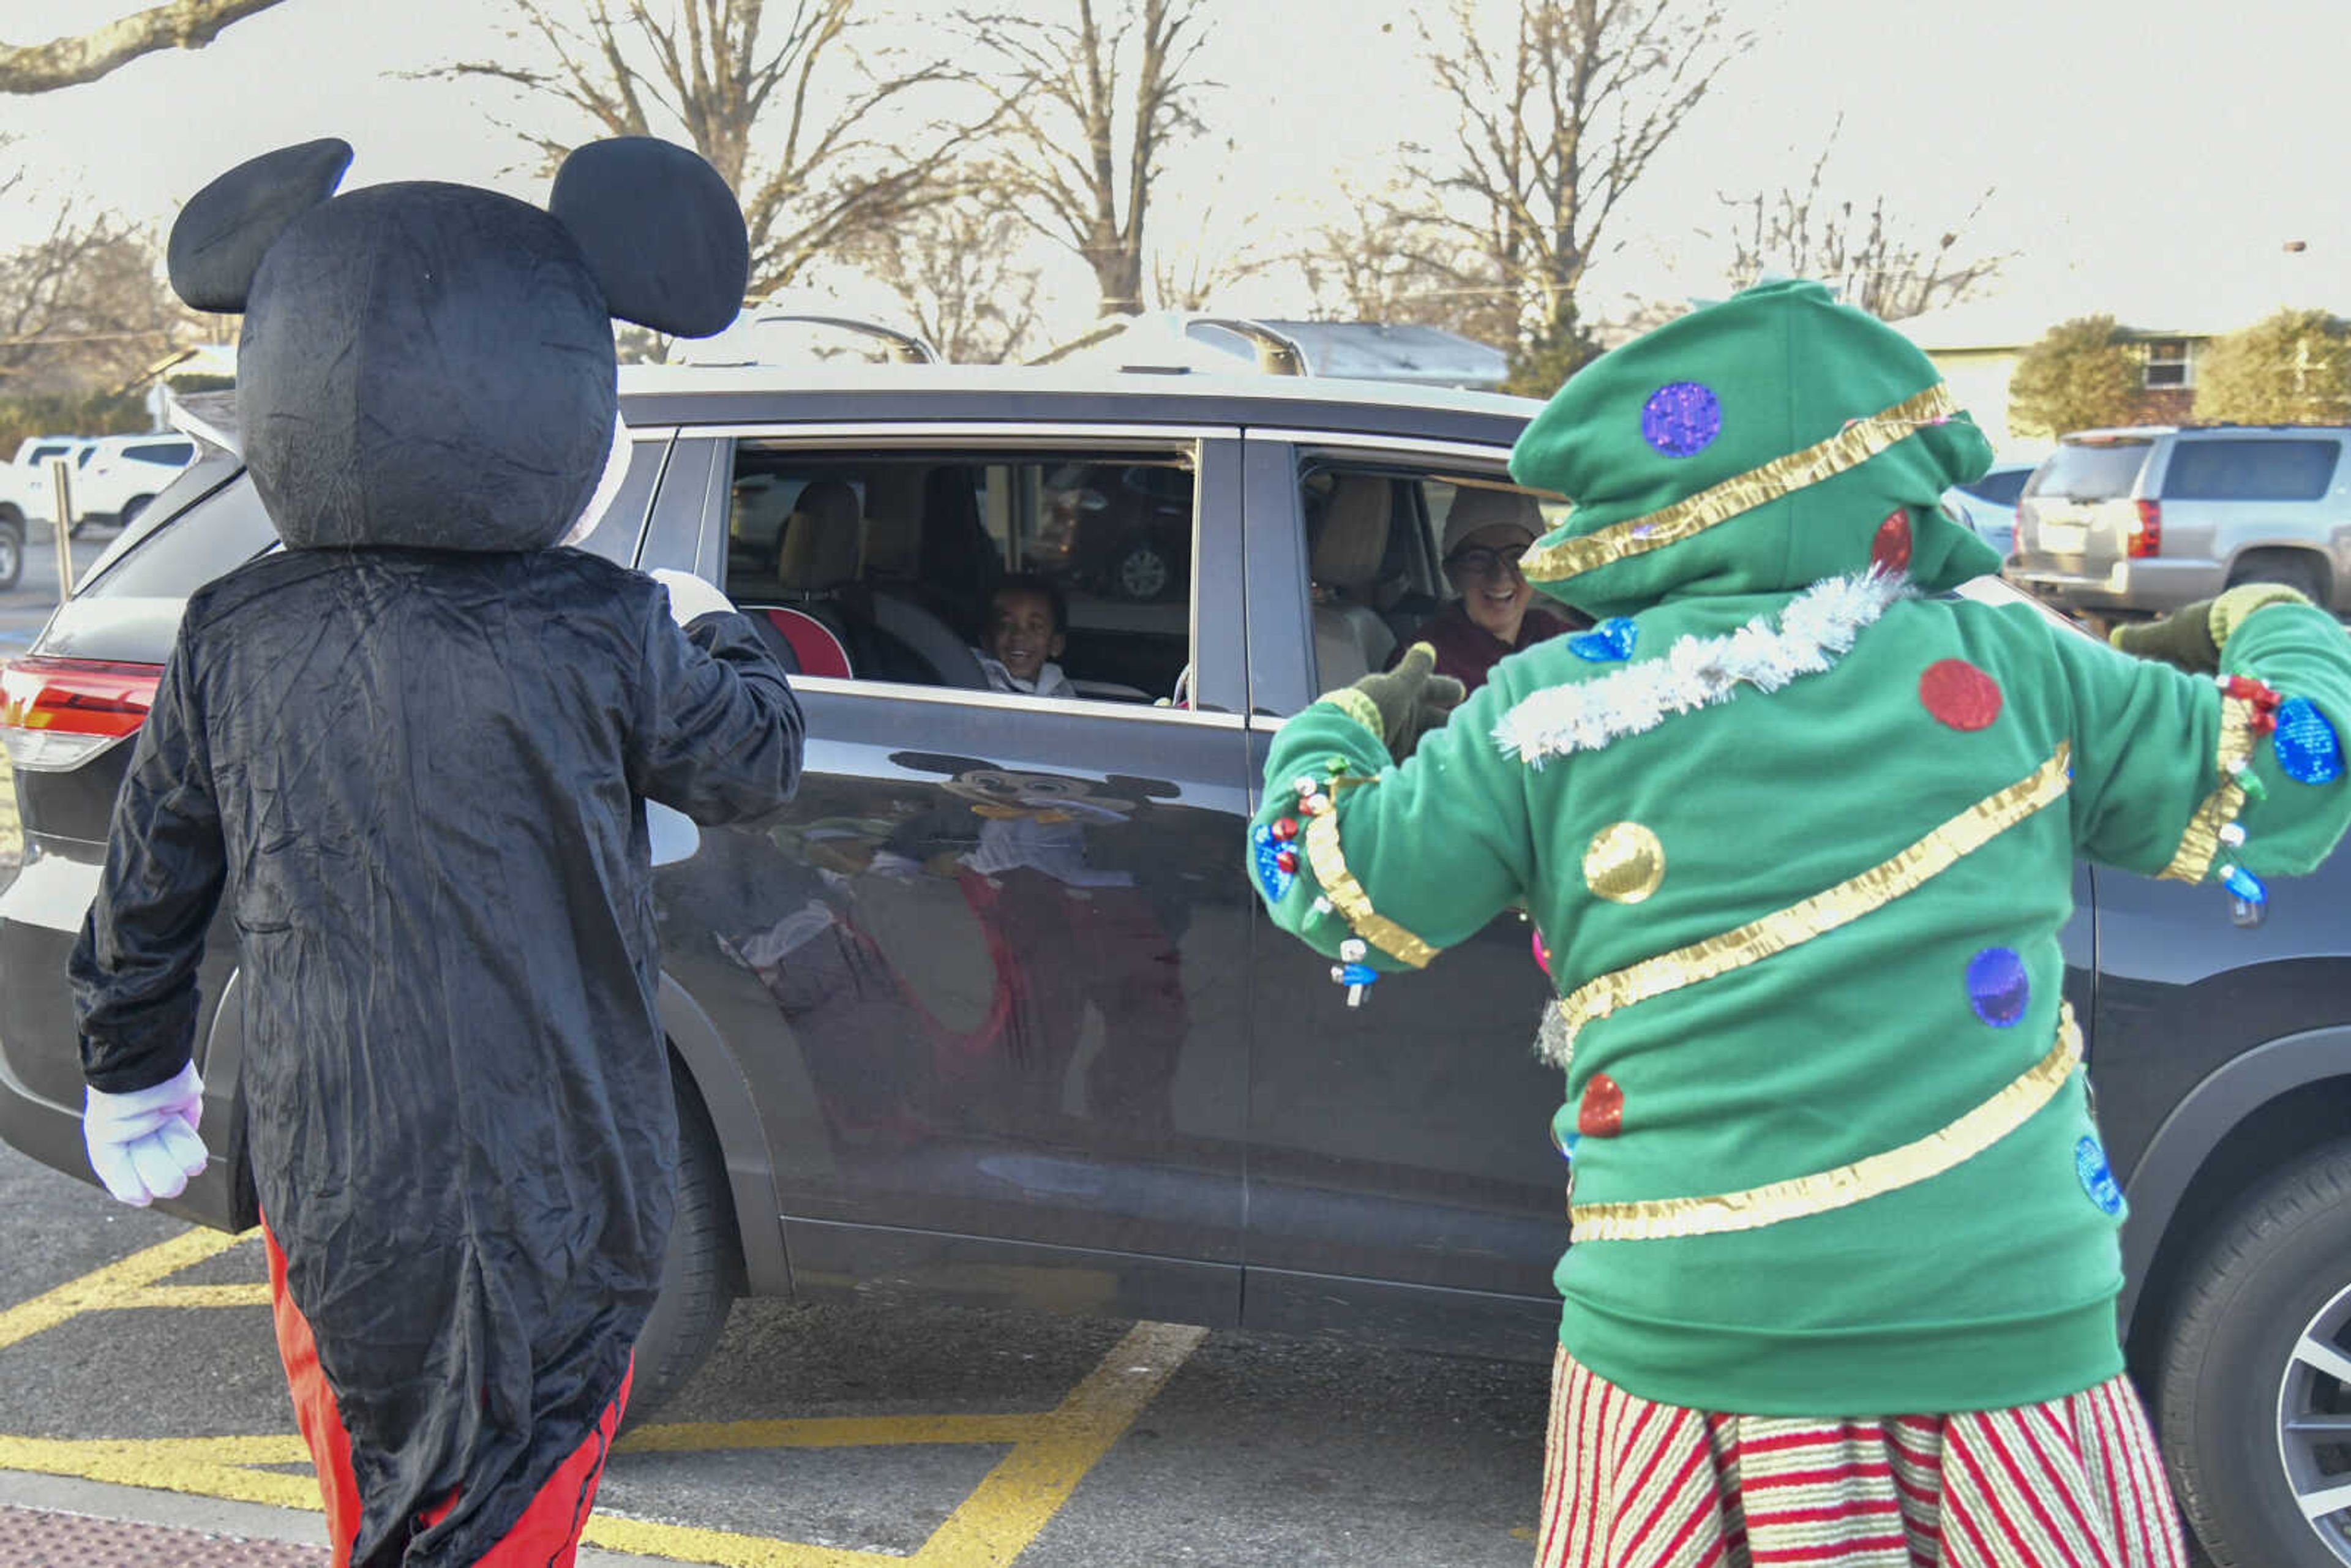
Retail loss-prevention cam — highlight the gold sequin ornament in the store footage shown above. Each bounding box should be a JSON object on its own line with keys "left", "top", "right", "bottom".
{"left": 1583, "top": 822, "right": 1665, "bottom": 904}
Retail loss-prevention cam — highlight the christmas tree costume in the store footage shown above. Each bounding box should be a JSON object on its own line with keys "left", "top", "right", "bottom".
{"left": 1246, "top": 280, "right": 2351, "bottom": 1566}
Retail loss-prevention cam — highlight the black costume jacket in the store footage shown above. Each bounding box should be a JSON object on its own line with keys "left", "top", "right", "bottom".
{"left": 72, "top": 547, "right": 800, "bottom": 1563}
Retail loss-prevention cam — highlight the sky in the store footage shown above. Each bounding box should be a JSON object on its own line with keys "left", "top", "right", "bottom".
{"left": 1, "top": 0, "right": 2343, "bottom": 342}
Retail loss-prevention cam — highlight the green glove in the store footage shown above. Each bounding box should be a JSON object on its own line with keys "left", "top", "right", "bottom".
{"left": 2109, "top": 584, "right": 2311, "bottom": 672}
{"left": 1340, "top": 642, "right": 1467, "bottom": 763}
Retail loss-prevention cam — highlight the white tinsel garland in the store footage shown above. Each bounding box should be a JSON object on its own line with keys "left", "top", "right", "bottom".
{"left": 1493, "top": 569, "right": 1913, "bottom": 768}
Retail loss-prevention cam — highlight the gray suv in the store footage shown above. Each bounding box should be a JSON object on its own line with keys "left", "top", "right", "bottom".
{"left": 2006, "top": 424, "right": 2351, "bottom": 618}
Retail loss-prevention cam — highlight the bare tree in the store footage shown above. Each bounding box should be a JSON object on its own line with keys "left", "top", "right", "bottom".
{"left": 0, "top": 209, "right": 188, "bottom": 393}
{"left": 1404, "top": 0, "right": 1750, "bottom": 387}
{"left": 848, "top": 195, "right": 1047, "bottom": 363}
{"left": 1719, "top": 118, "right": 2008, "bottom": 321}
{"left": 1, "top": 0, "right": 290, "bottom": 94}
{"left": 961, "top": 0, "right": 1212, "bottom": 317}
{"left": 430, "top": 0, "right": 995, "bottom": 296}
{"left": 1292, "top": 184, "right": 1512, "bottom": 337}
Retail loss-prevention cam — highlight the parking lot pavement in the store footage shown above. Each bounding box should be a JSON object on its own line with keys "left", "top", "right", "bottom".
{"left": 0, "top": 1140, "right": 1548, "bottom": 1566}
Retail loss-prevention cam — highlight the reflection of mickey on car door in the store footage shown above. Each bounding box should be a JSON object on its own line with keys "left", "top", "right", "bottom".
{"left": 886, "top": 754, "right": 1190, "bottom": 1138}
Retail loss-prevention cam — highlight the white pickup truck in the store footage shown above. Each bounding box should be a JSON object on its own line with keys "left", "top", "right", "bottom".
{"left": 0, "top": 433, "right": 196, "bottom": 540}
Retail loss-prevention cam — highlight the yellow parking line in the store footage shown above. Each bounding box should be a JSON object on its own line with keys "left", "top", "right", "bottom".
{"left": 619, "top": 1414, "right": 1049, "bottom": 1454}
{"left": 910, "top": 1321, "right": 1207, "bottom": 1568}
{"left": 0, "top": 1227, "right": 247, "bottom": 1351}
{"left": 1, "top": 1229, "right": 1210, "bottom": 1566}
{"left": 0, "top": 1434, "right": 317, "bottom": 1510}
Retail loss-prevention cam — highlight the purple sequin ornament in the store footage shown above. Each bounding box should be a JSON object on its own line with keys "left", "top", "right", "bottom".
{"left": 1640, "top": 382, "right": 1722, "bottom": 457}
{"left": 1967, "top": 946, "right": 2030, "bottom": 1027}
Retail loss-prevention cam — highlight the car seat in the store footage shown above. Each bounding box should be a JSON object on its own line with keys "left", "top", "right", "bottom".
{"left": 741, "top": 478, "right": 864, "bottom": 675}
{"left": 1309, "top": 474, "right": 1398, "bottom": 689}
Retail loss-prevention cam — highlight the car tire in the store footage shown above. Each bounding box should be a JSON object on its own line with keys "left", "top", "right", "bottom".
{"left": 2156, "top": 1137, "right": 2351, "bottom": 1567}
{"left": 1111, "top": 538, "right": 1172, "bottom": 601}
{"left": 622, "top": 1060, "right": 742, "bottom": 1430}
{"left": 0, "top": 520, "right": 20, "bottom": 591}
{"left": 2229, "top": 552, "right": 2328, "bottom": 605}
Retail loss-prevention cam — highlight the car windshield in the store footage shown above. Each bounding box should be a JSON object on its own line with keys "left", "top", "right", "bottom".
{"left": 2027, "top": 440, "right": 2151, "bottom": 501}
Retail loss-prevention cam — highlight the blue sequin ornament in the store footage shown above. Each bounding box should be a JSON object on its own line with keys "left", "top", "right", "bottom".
{"left": 1569, "top": 617, "right": 1640, "bottom": 662}
{"left": 2075, "top": 1136, "right": 2124, "bottom": 1215}
{"left": 1966, "top": 947, "right": 2030, "bottom": 1027}
{"left": 1550, "top": 1105, "right": 1580, "bottom": 1160}
{"left": 2219, "top": 861, "right": 2267, "bottom": 906}
{"left": 2273, "top": 696, "right": 2344, "bottom": 785}
{"left": 1251, "top": 822, "right": 1296, "bottom": 902}
{"left": 1640, "top": 382, "right": 1722, "bottom": 457}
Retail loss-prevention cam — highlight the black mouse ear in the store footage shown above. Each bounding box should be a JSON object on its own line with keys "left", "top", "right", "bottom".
{"left": 549, "top": 138, "right": 749, "bottom": 338}
{"left": 167, "top": 138, "right": 353, "bottom": 313}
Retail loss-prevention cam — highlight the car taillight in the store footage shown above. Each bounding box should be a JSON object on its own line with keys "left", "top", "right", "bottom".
{"left": 0, "top": 656, "right": 163, "bottom": 771}
{"left": 2129, "top": 499, "right": 2162, "bottom": 558}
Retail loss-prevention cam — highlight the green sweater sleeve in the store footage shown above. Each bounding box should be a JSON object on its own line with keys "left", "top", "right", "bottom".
{"left": 1248, "top": 680, "right": 1538, "bottom": 972}
{"left": 2049, "top": 601, "right": 2351, "bottom": 882}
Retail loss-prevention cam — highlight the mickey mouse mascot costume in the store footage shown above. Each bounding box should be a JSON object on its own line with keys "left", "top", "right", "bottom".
{"left": 69, "top": 137, "right": 803, "bottom": 1566}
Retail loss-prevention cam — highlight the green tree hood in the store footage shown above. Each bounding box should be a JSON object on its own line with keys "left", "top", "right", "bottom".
{"left": 1507, "top": 279, "right": 2001, "bottom": 621}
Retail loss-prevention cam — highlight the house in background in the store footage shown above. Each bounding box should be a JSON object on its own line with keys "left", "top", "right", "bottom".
{"left": 1895, "top": 249, "right": 2339, "bottom": 457}
{"left": 1894, "top": 295, "right": 2214, "bottom": 460}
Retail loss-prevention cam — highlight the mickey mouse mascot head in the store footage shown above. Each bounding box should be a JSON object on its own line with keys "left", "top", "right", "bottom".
{"left": 70, "top": 137, "right": 804, "bottom": 1567}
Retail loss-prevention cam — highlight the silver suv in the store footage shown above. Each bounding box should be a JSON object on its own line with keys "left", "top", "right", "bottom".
{"left": 2005, "top": 425, "right": 2351, "bottom": 617}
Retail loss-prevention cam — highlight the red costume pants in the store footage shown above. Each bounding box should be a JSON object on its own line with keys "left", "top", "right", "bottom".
{"left": 261, "top": 1225, "right": 631, "bottom": 1567}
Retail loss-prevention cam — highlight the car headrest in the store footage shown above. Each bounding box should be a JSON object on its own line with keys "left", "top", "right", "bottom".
{"left": 778, "top": 479, "right": 863, "bottom": 593}
{"left": 1312, "top": 474, "right": 1393, "bottom": 590}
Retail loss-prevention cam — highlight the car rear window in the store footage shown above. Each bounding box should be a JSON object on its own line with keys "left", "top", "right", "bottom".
{"left": 124, "top": 440, "right": 195, "bottom": 466}
{"left": 80, "top": 465, "right": 277, "bottom": 599}
{"left": 1961, "top": 469, "right": 2030, "bottom": 507}
{"left": 2027, "top": 440, "right": 2152, "bottom": 501}
{"left": 2161, "top": 438, "right": 2341, "bottom": 502}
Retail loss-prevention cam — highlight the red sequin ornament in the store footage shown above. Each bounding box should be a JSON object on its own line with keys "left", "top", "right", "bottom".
{"left": 1578, "top": 1073, "right": 1625, "bottom": 1138}
{"left": 1272, "top": 817, "right": 1299, "bottom": 841}
{"left": 1275, "top": 849, "right": 1298, "bottom": 874}
{"left": 1919, "top": 658, "right": 2003, "bottom": 731}
{"left": 1870, "top": 509, "right": 1913, "bottom": 572}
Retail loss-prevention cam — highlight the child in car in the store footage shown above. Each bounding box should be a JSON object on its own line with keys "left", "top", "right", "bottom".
{"left": 973, "top": 574, "right": 1078, "bottom": 699}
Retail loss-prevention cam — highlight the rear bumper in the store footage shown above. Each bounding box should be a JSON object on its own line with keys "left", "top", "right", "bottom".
{"left": 0, "top": 849, "right": 242, "bottom": 1230}
{"left": 2004, "top": 557, "right": 2223, "bottom": 613}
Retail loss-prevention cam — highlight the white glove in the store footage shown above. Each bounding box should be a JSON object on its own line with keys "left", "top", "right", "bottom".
{"left": 83, "top": 1060, "right": 208, "bottom": 1207}
{"left": 651, "top": 569, "right": 737, "bottom": 627}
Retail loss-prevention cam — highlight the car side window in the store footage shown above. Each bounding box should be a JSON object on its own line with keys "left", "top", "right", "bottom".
{"left": 2161, "top": 438, "right": 2341, "bottom": 503}
{"left": 1296, "top": 456, "right": 1565, "bottom": 693}
{"left": 722, "top": 443, "right": 1195, "bottom": 705}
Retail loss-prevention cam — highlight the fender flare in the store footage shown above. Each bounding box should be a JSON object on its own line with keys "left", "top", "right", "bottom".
{"left": 2118, "top": 1022, "right": 2351, "bottom": 1335}
{"left": 657, "top": 971, "right": 792, "bottom": 1296}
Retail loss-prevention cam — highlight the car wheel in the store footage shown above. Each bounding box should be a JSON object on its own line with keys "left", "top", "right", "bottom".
{"left": 2230, "top": 552, "right": 2328, "bottom": 604}
{"left": 118, "top": 495, "right": 152, "bottom": 527}
{"left": 1111, "top": 538, "right": 1172, "bottom": 601}
{"left": 621, "top": 1059, "right": 741, "bottom": 1430}
{"left": 0, "top": 521, "right": 19, "bottom": 591}
{"left": 2158, "top": 1138, "right": 2351, "bottom": 1566}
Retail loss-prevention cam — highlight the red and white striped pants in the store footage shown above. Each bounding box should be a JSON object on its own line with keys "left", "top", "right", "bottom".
{"left": 1535, "top": 1347, "right": 2187, "bottom": 1567}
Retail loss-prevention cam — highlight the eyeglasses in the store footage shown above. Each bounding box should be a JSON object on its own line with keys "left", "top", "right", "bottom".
{"left": 1445, "top": 546, "right": 1526, "bottom": 583}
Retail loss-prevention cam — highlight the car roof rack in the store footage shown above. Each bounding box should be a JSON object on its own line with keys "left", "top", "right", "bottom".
{"left": 1030, "top": 312, "right": 1310, "bottom": 377}
{"left": 680, "top": 310, "right": 942, "bottom": 367}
